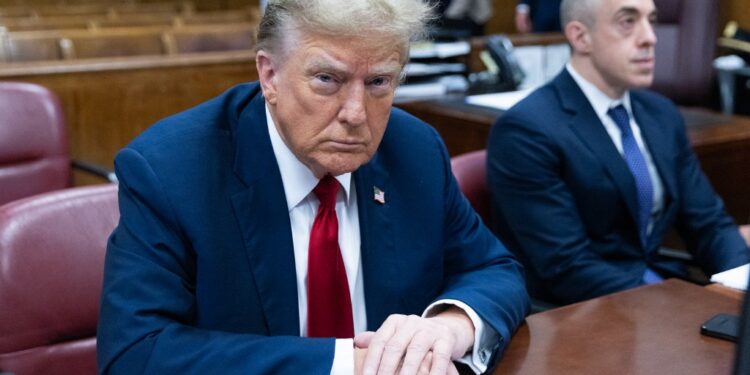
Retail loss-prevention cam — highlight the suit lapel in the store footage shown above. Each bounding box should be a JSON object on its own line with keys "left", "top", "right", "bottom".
{"left": 230, "top": 90, "right": 300, "bottom": 336}
{"left": 353, "top": 153, "right": 399, "bottom": 330}
{"left": 554, "top": 71, "right": 641, "bottom": 226}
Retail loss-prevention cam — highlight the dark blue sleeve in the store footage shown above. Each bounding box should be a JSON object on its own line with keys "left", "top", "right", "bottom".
{"left": 428, "top": 127, "right": 530, "bottom": 357}
{"left": 669, "top": 113, "right": 750, "bottom": 273}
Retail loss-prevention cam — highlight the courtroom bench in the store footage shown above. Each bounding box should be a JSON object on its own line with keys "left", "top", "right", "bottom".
{"left": 0, "top": 7, "right": 258, "bottom": 32}
{"left": 0, "top": 22, "right": 256, "bottom": 62}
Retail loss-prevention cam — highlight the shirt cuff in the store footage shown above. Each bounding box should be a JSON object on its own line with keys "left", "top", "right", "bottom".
{"left": 516, "top": 3, "right": 530, "bottom": 13}
{"left": 423, "top": 299, "right": 500, "bottom": 374}
{"left": 331, "top": 338, "right": 354, "bottom": 375}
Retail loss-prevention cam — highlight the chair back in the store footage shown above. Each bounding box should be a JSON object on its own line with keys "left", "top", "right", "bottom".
{"left": 0, "top": 82, "right": 71, "bottom": 206}
{"left": 652, "top": 0, "right": 718, "bottom": 106}
{"left": 451, "top": 149, "right": 491, "bottom": 225}
{"left": 0, "top": 184, "right": 119, "bottom": 375}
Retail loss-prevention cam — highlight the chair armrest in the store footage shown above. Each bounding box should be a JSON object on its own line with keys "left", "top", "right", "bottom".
{"left": 72, "top": 159, "right": 118, "bottom": 184}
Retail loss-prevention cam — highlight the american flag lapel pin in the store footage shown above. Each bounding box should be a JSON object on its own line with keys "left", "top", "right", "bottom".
{"left": 373, "top": 186, "right": 385, "bottom": 204}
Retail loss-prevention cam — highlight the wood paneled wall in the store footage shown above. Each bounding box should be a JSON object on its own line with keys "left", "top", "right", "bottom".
{"left": 720, "top": 0, "right": 750, "bottom": 30}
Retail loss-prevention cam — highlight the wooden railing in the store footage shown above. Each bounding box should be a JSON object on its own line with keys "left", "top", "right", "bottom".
{"left": 0, "top": 22, "right": 256, "bottom": 62}
{"left": 0, "top": 5, "right": 258, "bottom": 32}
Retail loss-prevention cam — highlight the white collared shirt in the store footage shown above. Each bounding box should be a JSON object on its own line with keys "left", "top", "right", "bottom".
{"left": 264, "top": 104, "right": 494, "bottom": 374}
{"left": 566, "top": 64, "right": 665, "bottom": 235}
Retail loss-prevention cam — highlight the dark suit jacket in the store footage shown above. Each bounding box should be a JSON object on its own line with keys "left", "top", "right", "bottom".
{"left": 518, "top": 0, "right": 562, "bottom": 32}
{"left": 487, "top": 69, "right": 749, "bottom": 305}
{"left": 97, "top": 82, "right": 529, "bottom": 374}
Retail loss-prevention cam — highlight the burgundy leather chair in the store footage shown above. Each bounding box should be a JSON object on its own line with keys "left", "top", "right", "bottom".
{"left": 0, "top": 82, "right": 71, "bottom": 206}
{"left": 652, "top": 0, "right": 718, "bottom": 106}
{"left": 0, "top": 82, "right": 115, "bottom": 208}
{"left": 451, "top": 149, "right": 491, "bottom": 225}
{"left": 0, "top": 184, "right": 119, "bottom": 375}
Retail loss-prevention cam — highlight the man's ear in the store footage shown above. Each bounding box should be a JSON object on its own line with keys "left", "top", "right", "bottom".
{"left": 256, "top": 50, "right": 279, "bottom": 105}
{"left": 565, "top": 21, "right": 592, "bottom": 54}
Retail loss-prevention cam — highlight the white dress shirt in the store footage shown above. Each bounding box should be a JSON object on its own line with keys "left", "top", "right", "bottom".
{"left": 566, "top": 64, "right": 665, "bottom": 234}
{"left": 265, "top": 104, "right": 495, "bottom": 374}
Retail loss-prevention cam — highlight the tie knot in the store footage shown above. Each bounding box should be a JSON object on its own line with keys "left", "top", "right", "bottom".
{"left": 607, "top": 104, "right": 632, "bottom": 135}
{"left": 314, "top": 175, "right": 340, "bottom": 208}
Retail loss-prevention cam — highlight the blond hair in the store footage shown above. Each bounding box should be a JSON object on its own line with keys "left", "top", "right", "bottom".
{"left": 256, "top": 0, "right": 433, "bottom": 63}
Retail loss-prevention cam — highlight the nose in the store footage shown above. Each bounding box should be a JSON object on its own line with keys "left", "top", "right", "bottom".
{"left": 337, "top": 82, "right": 367, "bottom": 126}
{"left": 639, "top": 18, "right": 657, "bottom": 47}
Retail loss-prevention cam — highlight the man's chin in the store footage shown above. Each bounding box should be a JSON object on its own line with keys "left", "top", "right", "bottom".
{"left": 630, "top": 75, "right": 654, "bottom": 89}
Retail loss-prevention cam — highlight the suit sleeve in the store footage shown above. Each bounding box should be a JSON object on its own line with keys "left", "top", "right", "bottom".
{"left": 97, "top": 148, "right": 335, "bottom": 375}
{"left": 487, "top": 113, "right": 644, "bottom": 304}
{"left": 429, "top": 129, "right": 530, "bottom": 359}
{"left": 670, "top": 115, "right": 750, "bottom": 273}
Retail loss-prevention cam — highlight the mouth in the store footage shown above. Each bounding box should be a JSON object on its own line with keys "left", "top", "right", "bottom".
{"left": 326, "top": 139, "right": 366, "bottom": 152}
{"left": 632, "top": 57, "right": 655, "bottom": 69}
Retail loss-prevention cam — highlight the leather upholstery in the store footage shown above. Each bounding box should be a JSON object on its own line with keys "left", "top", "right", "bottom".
{"left": 0, "top": 184, "right": 119, "bottom": 375}
{"left": 652, "top": 0, "right": 718, "bottom": 106}
{"left": 0, "top": 82, "right": 70, "bottom": 206}
{"left": 451, "top": 149, "right": 491, "bottom": 225}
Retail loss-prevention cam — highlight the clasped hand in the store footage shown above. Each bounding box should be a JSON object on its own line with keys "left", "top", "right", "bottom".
{"left": 353, "top": 306, "right": 474, "bottom": 375}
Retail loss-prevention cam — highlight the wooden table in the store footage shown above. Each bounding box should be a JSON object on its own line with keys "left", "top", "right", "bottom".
{"left": 397, "top": 99, "right": 750, "bottom": 224}
{"left": 492, "top": 279, "right": 743, "bottom": 375}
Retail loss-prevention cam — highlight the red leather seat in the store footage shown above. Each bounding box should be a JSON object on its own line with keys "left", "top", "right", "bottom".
{"left": 451, "top": 149, "right": 490, "bottom": 225}
{"left": 0, "top": 82, "right": 71, "bottom": 206}
{"left": 0, "top": 184, "right": 119, "bottom": 375}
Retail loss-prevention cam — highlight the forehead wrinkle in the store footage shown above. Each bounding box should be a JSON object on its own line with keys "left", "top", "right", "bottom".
{"left": 610, "top": 0, "right": 656, "bottom": 17}
{"left": 304, "top": 49, "right": 402, "bottom": 78}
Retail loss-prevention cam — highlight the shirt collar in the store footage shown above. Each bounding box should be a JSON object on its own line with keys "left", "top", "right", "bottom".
{"left": 566, "top": 63, "right": 633, "bottom": 120}
{"left": 265, "top": 103, "right": 353, "bottom": 211}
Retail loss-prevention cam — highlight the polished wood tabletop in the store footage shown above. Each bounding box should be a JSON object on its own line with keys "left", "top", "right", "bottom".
{"left": 492, "top": 279, "right": 743, "bottom": 375}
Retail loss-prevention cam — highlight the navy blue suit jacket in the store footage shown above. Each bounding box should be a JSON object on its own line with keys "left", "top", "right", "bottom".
{"left": 487, "top": 70, "right": 749, "bottom": 304}
{"left": 97, "top": 82, "right": 529, "bottom": 374}
{"left": 518, "top": 0, "right": 562, "bottom": 32}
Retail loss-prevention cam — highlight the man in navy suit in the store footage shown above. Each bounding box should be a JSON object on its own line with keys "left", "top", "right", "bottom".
{"left": 488, "top": 0, "right": 749, "bottom": 305}
{"left": 97, "top": 0, "right": 528, "bottom": 374}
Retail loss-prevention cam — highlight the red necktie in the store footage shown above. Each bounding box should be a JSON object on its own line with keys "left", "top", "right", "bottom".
{"left": 307, "top": 175, "right": 354, "bottom": 338}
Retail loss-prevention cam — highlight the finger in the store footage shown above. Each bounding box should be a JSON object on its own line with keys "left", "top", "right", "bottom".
{"left": 354, "top": 331, "right": 375, "bottom": 348}
{"left": 416, "top": 351, "right": 432, "bottom": 375}
{"left": 447, "top": 361, "right": 459, "bottom": 375}
{"left": 362, "top": 315, "right": 402, "bottom": 375}
{"left": 398, "top": 329, "right": 434, "bottom": 375}
{"left": 378, "top": 315, "right": 421, "bottom": 375}
{"left": 427, "top": 336, "right": 454, "bottom": 375}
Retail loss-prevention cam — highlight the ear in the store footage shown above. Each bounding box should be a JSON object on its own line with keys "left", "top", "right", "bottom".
{"left": 256, "top": 50, "right": 279, "bottom": 105}
{"left": 565, "top": 21, "right": 592, "bottom": 55}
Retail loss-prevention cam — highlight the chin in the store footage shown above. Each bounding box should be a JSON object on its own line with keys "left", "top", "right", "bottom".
{"left": 629, "top": 76, "right": 654, "bottom": 89}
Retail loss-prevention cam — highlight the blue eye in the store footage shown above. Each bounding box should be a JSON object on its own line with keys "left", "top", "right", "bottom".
{"left": 316, "top": 74, "right": 333, "bottom": 83}
{"left": 369, "top": 77, "right": 390, "bottom": 87}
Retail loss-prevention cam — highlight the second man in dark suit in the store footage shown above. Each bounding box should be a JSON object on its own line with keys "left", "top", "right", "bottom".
{"left": 489, "top": 0, "right": 749, "bottom": 305}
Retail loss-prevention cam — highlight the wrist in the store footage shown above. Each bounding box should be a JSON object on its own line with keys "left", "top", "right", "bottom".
{"left": 431, "top": 307, "right": 475, "bottom": 356}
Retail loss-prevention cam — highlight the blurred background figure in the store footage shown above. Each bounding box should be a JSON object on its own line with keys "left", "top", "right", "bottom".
{"left": 435, "top": 0, "right": 493, "bottom": 38}
{"left": 515, "top": 0, "right": 562, "bottom": 33}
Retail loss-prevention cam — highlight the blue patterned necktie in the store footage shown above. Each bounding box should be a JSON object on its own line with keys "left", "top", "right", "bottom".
{"left": 608, "top": 104, "right": 653, "bottom": 249}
